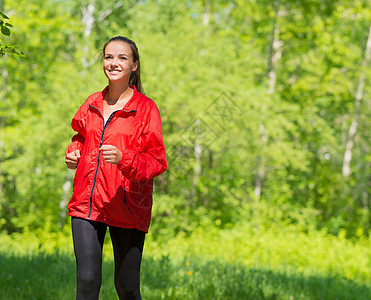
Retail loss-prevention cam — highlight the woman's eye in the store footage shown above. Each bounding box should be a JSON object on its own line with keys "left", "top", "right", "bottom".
{"left": 120, "top": 57, "right": 127, "bottom": 60}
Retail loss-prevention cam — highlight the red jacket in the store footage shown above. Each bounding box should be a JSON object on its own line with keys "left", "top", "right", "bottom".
{"left": 66, "top": 86, "right": 167, "bottom": 232}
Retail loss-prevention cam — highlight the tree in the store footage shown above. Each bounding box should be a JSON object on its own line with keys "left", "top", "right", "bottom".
{"left": 0, "top": 0, "right": 369, "bottom": 238}
{"left": 0, "top": 11, "right": 23, "bottom": 59}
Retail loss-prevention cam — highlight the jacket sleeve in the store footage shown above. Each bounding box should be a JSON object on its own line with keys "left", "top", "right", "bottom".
{"left": 117, "top": 102, "right": 167, "bottom": 181}
{"left": 66, "top": 101, "right": 88, "bottom": 155}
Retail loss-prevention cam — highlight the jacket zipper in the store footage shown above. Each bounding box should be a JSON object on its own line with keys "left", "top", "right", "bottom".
{"left": 87, "top": 105, "right": 136, "bottom": 219}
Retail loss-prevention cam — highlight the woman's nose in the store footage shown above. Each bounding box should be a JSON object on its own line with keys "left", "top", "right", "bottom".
{"left": 110, "top": 57, "right": 120, "bottom": 66}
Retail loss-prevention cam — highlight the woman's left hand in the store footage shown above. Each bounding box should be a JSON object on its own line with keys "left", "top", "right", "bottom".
{"left": 100, "top": 145, "right": 123, "bottom": 165}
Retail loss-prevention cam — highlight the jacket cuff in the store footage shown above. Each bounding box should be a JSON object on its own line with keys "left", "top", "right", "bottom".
{"left": 117, "top": 149, "right": 137, "bottom": 175}
{"left": 66, "top": 141, "right": 83, "bottom": 155}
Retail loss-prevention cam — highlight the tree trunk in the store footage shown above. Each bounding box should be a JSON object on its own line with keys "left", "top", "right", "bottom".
{"left": 254, "top": 1, "right": 283, "bottom": 199}
{"left": 58, "top": 169, "right": 73, "bottom": 227}
{"left": 267, "top": 12, "right": 283, "bottom": 95}
{"left": 0, "top": 69, "right": 7, "bottom": 202}
{"left": 203, "top": 0, "right": 210, "bottom": 26}
{"left": 192, "top": 119, "right": 202, "bottom": 198}
{"left": 342, "top": 25, "right": 371, "bottom": 178}
{"left": 254, "top": 122, "right": 267, "bottom": 198}
{"left": 81, "top": 0, "right": 95, "bottom": 68}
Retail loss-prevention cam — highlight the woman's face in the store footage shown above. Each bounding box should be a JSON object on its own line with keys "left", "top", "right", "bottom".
{"left": 103, "top": 41, "right": 138, "bottom": 83}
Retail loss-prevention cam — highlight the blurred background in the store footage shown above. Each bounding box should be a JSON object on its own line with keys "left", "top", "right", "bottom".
{"left": 0, "top": 0, "right": 370, "bottom": 299}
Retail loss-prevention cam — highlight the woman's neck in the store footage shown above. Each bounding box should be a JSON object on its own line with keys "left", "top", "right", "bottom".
{"left": 105, "top": 81, "right": 132, "bottom": 105}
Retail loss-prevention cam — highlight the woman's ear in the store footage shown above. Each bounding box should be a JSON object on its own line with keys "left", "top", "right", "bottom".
{"left": 132, "top": 62, "right": 138, "bottom": 72}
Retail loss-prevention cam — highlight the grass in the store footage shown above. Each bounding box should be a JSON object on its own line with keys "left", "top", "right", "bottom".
{"left": 1, "top": 252, "right": 370, "bottom": 300}
{"left": 0, "top": 220, "right": 370, "bottom": 299}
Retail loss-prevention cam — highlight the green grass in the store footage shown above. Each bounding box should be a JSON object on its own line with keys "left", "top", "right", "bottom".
{"left": 1, "top": 252, "right": 370, "bottom": 300}
{"left": 0, "top": 219, "right": 370, "bottom": 299}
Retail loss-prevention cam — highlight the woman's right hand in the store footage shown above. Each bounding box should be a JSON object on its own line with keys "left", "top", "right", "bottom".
{"left": 65, "top": 150, "right": 80, "bottom": 169}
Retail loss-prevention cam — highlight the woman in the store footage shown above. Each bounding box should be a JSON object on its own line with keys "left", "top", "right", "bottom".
{"left": 65, "top": 36, "right": 167, "bottom": 300}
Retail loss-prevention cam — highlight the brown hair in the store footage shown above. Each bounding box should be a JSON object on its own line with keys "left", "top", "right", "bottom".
{"left": 102, "top": 36, "right": 143, "bottom": 94}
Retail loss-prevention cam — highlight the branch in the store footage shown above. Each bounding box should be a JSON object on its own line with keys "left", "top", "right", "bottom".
{"left": 98, "top": 2, "right": 123, "bottom": 22}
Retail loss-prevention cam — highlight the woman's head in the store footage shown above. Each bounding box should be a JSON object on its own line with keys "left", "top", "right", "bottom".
{"left": 102, "top": 36, "right": 143, "bottom": 93}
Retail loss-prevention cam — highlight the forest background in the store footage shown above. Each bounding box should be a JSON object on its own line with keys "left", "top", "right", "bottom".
{"left": 0, "top": 0, "right": 370, "bottom": 299}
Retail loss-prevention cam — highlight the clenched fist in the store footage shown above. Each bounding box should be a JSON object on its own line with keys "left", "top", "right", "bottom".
{"left": 100, "top": 145, "right": 122, "bottom": 165}
{"left": 65, "top": 150, "right": 80, "bottom": 169}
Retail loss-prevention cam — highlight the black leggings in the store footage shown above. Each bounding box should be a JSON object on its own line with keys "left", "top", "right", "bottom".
{"left": 71, "top": 217, "right": 145, "bottom": 300}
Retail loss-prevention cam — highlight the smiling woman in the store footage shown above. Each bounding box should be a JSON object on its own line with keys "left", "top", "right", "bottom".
{"left": 102, "top": 41, "right": 138, "bottom": 122}
{"left": 103, "top": 42, "right": 137, "bottom": 82}
{"left": 103, "top": 36, "right": 143, "bottom": 94}
{"left": 64, "top": 36, "right": 167, "bottom": 300}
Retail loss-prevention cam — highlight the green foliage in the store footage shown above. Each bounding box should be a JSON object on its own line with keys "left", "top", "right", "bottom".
{"left": 0, "top": 12, "right": 11, "bottom": 36}
{"left": 0, "top": 11, "right": 23, "bottom": 59}
{"left": 148, "top": 203, "right": 371, "bottom": 285}
{"left": 0, "top": 0, "right": 370, "bottom": 240}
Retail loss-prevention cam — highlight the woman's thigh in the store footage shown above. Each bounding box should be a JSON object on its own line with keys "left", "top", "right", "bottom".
{"left": 109, "top": 226, "right": 145, "bottom": 299}
{"left": 71, "top": 217, "right": 107, "bottom": 299}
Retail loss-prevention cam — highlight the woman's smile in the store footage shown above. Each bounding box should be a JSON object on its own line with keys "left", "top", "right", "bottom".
{"left": 108, "top": 69, "right": 121, "bottom": 74}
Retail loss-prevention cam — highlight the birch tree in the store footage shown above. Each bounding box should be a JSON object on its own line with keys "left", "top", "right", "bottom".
{"left": 254, "top": 1, "right": 283, "bottom": 199}
{"left": 342, "top": 26, "right": 371, "bottom": 178}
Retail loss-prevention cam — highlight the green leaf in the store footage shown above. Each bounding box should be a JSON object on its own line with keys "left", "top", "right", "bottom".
{"left": 5, "top": 23, "right": 13, "bottom": 27}
{"left": 0, "top": 12, "right": 9, "bottom": 19}
{"left": 1, "top": 25, "right": 10, "bottom": 36}
{"left": 12, "top": 53, "right": 21, "bottom": 62}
